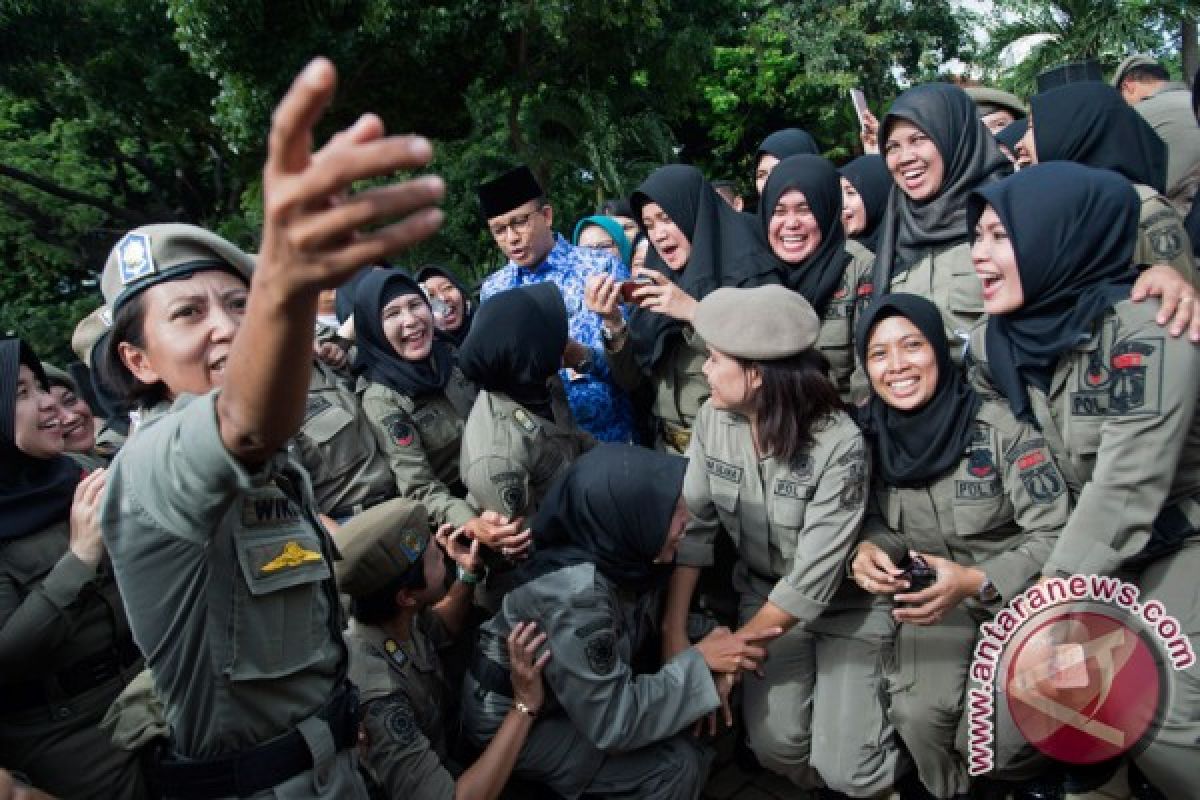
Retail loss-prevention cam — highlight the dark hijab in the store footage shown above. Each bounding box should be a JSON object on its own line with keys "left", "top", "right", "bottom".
{"left": 629, "top": 165, "right": 781, "bottom": 369}
{"left": 516, "top": 444, "right": 687, "bottom": 592}
{"left": 352, "top": 268, "right": 454, "bottom": 398}
{"left": 839, "top": 154, "right": 892, "bottom": 253}
{"left": 874, "top": 83, "right": 1012, "bottom": 293}
{"left": 416, "top": 264, "right": 475, "bottom": 347}
{"left": 1030, "top": 81, "right": 1167, "bottom": 193}
{"left": 756, "top": 128, "right": 821, "bottom": 165}
{"left": 1, "top": 338, "right": 83, "bottom": 541}
{"left": 759, "top": 155, "right": 850, "bottom": 317}
{"left": 855, "top": 295, "right": 981, "bottom": 486}
{"left": 335, "top": 267, "right": 374, "bottom": 325}
{"left": 995, "top": 119, "right": 1028, "bottom": 153}
{"left": 970, "top": 163, "right": 1139, "bottom": 425}
{"left": 457, "top": 283, "right": 567, "bottom": 420}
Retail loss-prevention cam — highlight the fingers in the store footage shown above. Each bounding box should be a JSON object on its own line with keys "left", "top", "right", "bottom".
{"left": 738, "top": 626, "right": 783, "bottom": 645}
{"left": 266, "top": 58, "right": 337, "bottom": 179}
{"left": 284, "top": 175, "right": 445, "bottom": 253}
{"left": 77, "top": 467, "right": 107, "bottom": 507}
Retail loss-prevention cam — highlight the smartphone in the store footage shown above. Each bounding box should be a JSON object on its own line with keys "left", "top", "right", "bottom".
{"left": 897, "top": 553, "right": 936, "bottom": 594}
{"left": 619, "top": 276, "right": 654, "bottom": 303}
{"left": 850, "top": 88, "right": 870, "bottom": 128}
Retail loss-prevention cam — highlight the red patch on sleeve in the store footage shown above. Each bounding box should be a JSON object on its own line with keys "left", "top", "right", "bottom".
{"left": 1112, "top": 353, "right": 1143, "bottom": 369}
{"left": 1017, "top": 451, "right": 1045, "bottom": 471}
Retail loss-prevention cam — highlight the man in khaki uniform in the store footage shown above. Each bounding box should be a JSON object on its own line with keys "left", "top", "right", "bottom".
{"left": 338, "top": 498, "right": 548, "bottom": 800}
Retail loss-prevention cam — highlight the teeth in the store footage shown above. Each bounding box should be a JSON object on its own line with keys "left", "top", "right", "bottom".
{"left": 890, "top": 378, "right": 918, "bottom": 390}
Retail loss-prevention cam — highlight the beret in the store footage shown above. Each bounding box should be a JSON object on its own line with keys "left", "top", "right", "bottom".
{"left": 693, "top": 285, "right": 819, "bottom": 360}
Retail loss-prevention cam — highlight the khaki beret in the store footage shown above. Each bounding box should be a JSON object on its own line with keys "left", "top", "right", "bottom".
{"left": 1112, "top": 54, "right": 1159, "bottom": 87}
{"left": 71, "top": 306, "right": 112, "bottom": 367}
{"left": 693, "top": 285, "right": 819, "bottom": 360}
{"left": 963, "top": 87, "right": 1026, "bottom": 118}
{"left": 101, "top": 223, "right": 255, "bottom": 312}
{"left": 334, "top": 498, "right": 431, "bottom": 598}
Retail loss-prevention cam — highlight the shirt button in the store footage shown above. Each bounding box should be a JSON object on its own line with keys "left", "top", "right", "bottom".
{"left": 55, "top": 706, "right": 72, "bottom": 720}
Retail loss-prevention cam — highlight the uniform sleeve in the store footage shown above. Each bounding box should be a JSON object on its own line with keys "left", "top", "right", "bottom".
{"left": 462, "top": 453, "right": 535, "bottom": 520}
{"left": 858, "top": 484, "right": 908, "bottom": 567}
{"left": 1137, "top": 196, "right": 1197, "bottom": 287}
{"left": 111, "top": 391, "right": 266, "bottom": 542}
{"left": 602, "top": 331, "right": 644, "bottom": 394}
{"left": 981, "top": 429, "right": 1068, "bottom": 601}
{"left": 362, "top": 388, "right": 476, "bottom": 529}
{"left": 538, "top": 574, "right": 719, "bottom": 752}
{"left": 769, "top": 432, "right": 868, "bottom": 627}
{"left": 361, "top": 695, "right": 455, "bottom": 800}
{"left": 0, "top": 551, "right": 99, "bottom": 675}
{"left": 1044, "top": 321, "right": 1200, "bottom": 577}
{"left": 678, "top": 407, "right": 718, "bottom": 567}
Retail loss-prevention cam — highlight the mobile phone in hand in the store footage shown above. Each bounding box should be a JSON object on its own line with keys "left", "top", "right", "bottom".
{"left": 619, "top": 276, "right": 654, "bottom": 304}
{"left": 850, "top": 88, "right": 870, "bottom": 128}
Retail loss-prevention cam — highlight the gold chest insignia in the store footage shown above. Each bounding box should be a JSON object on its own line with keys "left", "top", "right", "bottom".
{"left": 260, "top": 541, "right": 324, "bottom": 574}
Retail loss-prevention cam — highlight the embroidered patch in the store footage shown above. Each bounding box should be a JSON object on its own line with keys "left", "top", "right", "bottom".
{"left": 1148, "top": 224, "right": 1184, "bottom": 261}
{"left": 493, "top": 471, "right": 526, "bottom": 516}
{"left": 1017, "top": 450, "right": 1064, "bottom": 505}
{"left": 773, "top": 479, "right": 815, "bottom": 500}
{"left": 838, "top": 451, "right": 867, "bottom": 512}
{"left": 791, "top": 455, "right": 814, "bottom": 483}
{"left": 242, "top": 493, "right": 302, "bottom": 527}
{"left": 116, "top": 232, "right": 156, "bottom": 285}
{"left": 384, "top": 638, "right": 409, "bottom": 668}
{"left": 1070, "top": 392, "right": 1108, "bottom": 416}
{"left": 260, "top": 541, "right": 324, "bottom": 574}
{"left": 1081, "top": 349, "right": 1113, "bottom": 391}
{"left": 585, "top": 632, "right": 617, "bottom": 675}
{"left": 967, "top": 447, "right": 996, "bottom": 479}
{"left": 956, "top": 479, "right": 1002, "bottom": 501}
{"left": 1108, "top": 340, "right": 1160, "bottom": 415}
{"left": 705, "top": 456, "right": 743, "bottom": 484}
{"left": 383, "top": 413, "right": 415, "bottom": 447}
{"left": 379, "top": 700, "right": 419, "bottom": 749}
{"left": 303, "top": 394, "right": 333, "bottom": 424}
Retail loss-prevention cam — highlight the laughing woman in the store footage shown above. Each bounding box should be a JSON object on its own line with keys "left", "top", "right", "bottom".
{"left": 838, "top": 154, "right": 892, "bottom": 256}
{"left": 0, "top": 339, "right": 145, "bottom": 799}
{"left": 94, "top": 59, "right": 445, "bottom": 799}
{"left": 585, "top": 165, "right": 780, "bottom": 454}
{"left": 759, "top": 154, "right": 874, "bottom": 400}
{"left": 966, "top": 163, "right": 1200, "bottom": 799}
{"left": 850, "top": 294, "right": 1069, "bottom": 799}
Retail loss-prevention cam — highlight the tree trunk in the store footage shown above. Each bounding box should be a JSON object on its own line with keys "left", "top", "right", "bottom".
{"left": 1183, "top": 15, "right": 1198, "bottom": 87}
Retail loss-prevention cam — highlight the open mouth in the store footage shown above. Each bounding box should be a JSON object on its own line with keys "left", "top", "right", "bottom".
{"left": 977, "top": 271, "right": 1004, "bottom": 300}
{"left": 886, "top": 375, "right": 921, "bottom": 399}
{"left": 209, "top": 355, "right": 228, "bottom": 375}
{"left": 778, "top": 233, "right": 811, "bottom": 256}
{"left": 901, "top": 166, "right": 927, "bottom": 192}
{"left": 38, "top": 417, "right": 60, "bottom": 432}
{"left": 61, "top": 419, "right": 82, "bottom": 438}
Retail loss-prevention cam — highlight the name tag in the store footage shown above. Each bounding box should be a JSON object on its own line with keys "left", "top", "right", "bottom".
{"left": 705, "top": 456, "right": 743, "bottom": 484}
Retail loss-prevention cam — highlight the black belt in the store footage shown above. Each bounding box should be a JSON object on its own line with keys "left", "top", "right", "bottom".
{"left": 155, "top": 682, "right": 360, "bottom": 799}
{"left": 0, "top": 636, "right": 141, "bottom": 715}
{"left": 469, "top": 650, "right": 513, "bottom": 698}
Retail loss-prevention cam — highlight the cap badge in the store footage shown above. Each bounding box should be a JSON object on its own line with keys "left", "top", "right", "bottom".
{"left": 117, "top": 233, "right": 156, "bottom": 285}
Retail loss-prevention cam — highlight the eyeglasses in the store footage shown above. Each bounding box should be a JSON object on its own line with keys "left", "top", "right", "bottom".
{"left": 489, "top": 210, "right": 541, "bottom": 238}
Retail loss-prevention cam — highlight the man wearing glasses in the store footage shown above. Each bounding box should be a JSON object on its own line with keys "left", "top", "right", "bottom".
{"left": 477, "top": 166, "right": 634, "bottom": 443}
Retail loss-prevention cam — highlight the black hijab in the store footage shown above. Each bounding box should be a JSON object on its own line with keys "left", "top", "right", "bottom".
{"left": 1030, "top": 81, "right": 1167, "bottom": 193}
{"left": 839, "top": 154, "right": 892, "bottom": 253}
{"left": 970, "top": 163, "right": 1139, "bottom": 425}
{"left": 855, "top": 294, "right": 982, "bottom": 487}
{"left": 516, "top": 444, "right": 687, "bottom": 592}
{"left": 995, "top": 119, "right": 1028, "bottom": 153}
{"left": 1, "top": 338, "right": 83, "bottom": 541}
{"left": 457, "top": 283, "right": 566, "bottom": 420}
{"left": 335, "top": 267, "right": 374, "bottom": 325}
{"left": 874, "top": 83, "right": 1012, "bottom": 294}
{"left": 416, "top": 264, "right": 475, "bottom": 347}
{"left": 759, "top": 155, "right": 850, "bottom": 317}
{"left": 352, "top": 268, "right": 454, "bottom": 398}
{"left": 756, "top": 128, "right": 821, "bottom": 165}
{"left": 629, "top": 165, "right": 781, "bottom": 369}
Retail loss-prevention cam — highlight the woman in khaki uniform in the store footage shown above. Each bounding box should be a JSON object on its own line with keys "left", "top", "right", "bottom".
{"left": 353, "top": 268, "right": 528, "bottom": 554}
{"left": 0, "top": 339, "right": 145, "bottom": 799}
{"left": 663, "top": 286, "right": 904, "bottom": 799}
{"left": 584, "top": 165, "right": 780, "bottom": 454}
{"left": 967, "top": 163, "right": 1200, "bottom": 800}
{"left": 758, "top": 154, "right": 874, "bottom": 401}
{"left": 1027, "top": 81, "right": 1196, "bottom": 288}
{"left": 850, "top": 294, "right": 1070, "bottom": 799}
{"left": 92, "top": 58, "right": 446, "bottom": 799}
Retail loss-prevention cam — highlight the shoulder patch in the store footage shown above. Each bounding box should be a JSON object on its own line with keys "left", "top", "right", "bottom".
{"left": 585, "top": 631, "right": 618, "bottom": 675}
{"left": 1016, "top": 448, "right": 1065, "bottom": 505}
{"left": 492, "top": 470, "right": 526, "bottom": 516}
{"left": 966, "top": 446, "right": 996, "bottom": 479}
{"left": 1108, "top": 339, "right": 1162, "bottom": 415}
{"left": 382, "top": 412, "right": 415, "bottom": 447}
{"left": 837, "top": 450, "right": 867, "bottom": 512}
{"left": 1148, "top": 224, "right": 1184, "bottom": 260}
{"left": 373, "top": 697, "right": 420, "bottom": 750}
{"left": 705, "top": 456, "right": 743, "bottom": 484}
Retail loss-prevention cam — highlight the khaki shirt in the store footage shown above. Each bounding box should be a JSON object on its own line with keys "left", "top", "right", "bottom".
{"left": 818, "top": 241, "right": 875, "bottom": 402}
{"left": 679, "top": 402, "right": 880, "bottom": 633}
{"left": 293, "top": 363, "right": 396, "bottom": 518}
{"left": 346, "top": 612, "right": 454, "bottom": 800}
{"left": 100, "top": 392, "right": 344, "bottom": 759}
{"left": 460, "top": 380, "right": 595, "bottom": 519}
{"left": 886, "top": 241, "right": 981, "bottom": 361}
{"left": 359, "top": 369, "right": 478, "bottom": 529}
{"left": 465, "top": 563, "right": 719, "bottom": 768}
{"left": 1134, "top": 183, "right": 1196, "bottom": 286}
{"left": 970, "top": 300, "right": 1200, "bottom": 577}
{"left": 862, "top": 399, "right": 1069, "bottom": 604}
{"left": 606, "top": 325, "right": 709, "bottom": 437}
{"left": 1135, "top": 83, "right": 1200, "bottom": 201}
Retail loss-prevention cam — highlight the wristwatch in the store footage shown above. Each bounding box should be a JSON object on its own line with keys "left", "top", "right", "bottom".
{"left": 457, "top": 564, "right": 485, "bottom": 586}
{"left": 600, "top": 322, "right": 628, "bottom": 343}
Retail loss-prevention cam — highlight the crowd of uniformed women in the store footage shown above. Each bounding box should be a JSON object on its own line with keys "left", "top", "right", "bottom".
{"left": 3, "top": 52, "right": 1200, "bottom": 800}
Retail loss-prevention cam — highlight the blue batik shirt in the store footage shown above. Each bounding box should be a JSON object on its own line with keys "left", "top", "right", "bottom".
{"left": 480, "top": 234, "right": 635, "bottom": 443}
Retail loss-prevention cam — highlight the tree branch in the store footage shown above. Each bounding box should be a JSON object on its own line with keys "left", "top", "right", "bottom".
{"left": 0, "top": 162, "right": 150, "bottom": 224}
